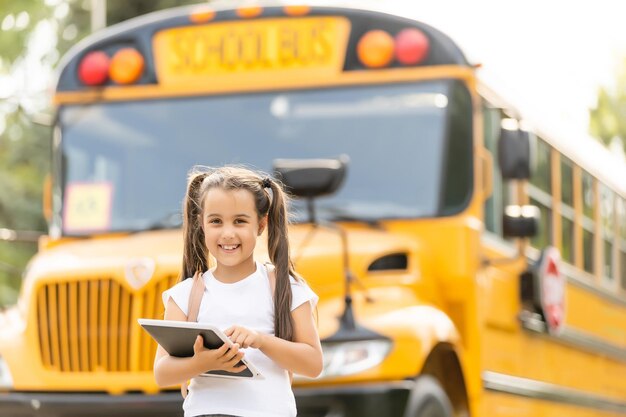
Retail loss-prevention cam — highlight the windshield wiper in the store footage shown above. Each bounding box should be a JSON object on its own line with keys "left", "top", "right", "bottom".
{"left": 315, "top": 206, "right": 382, "bottom": 228}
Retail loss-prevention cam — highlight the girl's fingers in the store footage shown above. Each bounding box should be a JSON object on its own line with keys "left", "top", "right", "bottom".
{"left": 225, "top": 325, "right": 241, "bottom": 338}
{"left": 237, "top": 336, "right": 249, "bottom": 349}
{"left": 214, "top": 349, "right": 241, "bottom": 370}
{"left": 215, "top": 342, "right": 229, "bottom": 356}
{"left": 245, "top": 335, "right": 256, "bottom": 349}
{"left": 214, "top": 343, "right": 233, "bottom": 361}
{"left": 216, "top": 344, "right": 239, "bottom": 363}
{"left": 231, "top": 363, "right": 247, "bottom": 373}
{"left": 226, "top": 352, "right": 245, "bottom": 368}
{"left": 227, "top": 350, "right": 243, "bottom": 363}
{"left": 193, "top": 335, "right": 203, "bottom": 353}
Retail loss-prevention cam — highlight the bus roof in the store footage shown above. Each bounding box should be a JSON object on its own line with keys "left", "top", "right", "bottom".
{"left": 54, "top": 0, "right": 470, "bottom": 92}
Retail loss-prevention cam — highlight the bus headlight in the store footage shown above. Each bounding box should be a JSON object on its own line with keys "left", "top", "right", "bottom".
{"left": 319, "top": 339, "right": 393, "bottom": 378}
{"left": 0, "top": 355, "right": 13, "bottom": 389}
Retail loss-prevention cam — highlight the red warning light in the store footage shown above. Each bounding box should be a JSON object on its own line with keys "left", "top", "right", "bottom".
{"left": 395, "top": 28, "right": 429, "bottom": 65}
{"left": 78, "top": 51, "right": 110, "bottom": 86}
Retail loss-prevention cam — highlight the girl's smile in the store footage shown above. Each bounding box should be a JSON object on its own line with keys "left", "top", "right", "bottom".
{"left": 219, "top": 244, "right": 240, "bottom": 251}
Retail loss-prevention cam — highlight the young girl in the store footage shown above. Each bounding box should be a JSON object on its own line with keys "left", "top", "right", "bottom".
{"left": 153, "top": 166, "right": 323, "bottom": 417}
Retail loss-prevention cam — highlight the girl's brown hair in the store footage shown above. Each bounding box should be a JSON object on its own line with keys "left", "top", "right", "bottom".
{"left": 181, "top": 166, "right": 298, "bottom": 341}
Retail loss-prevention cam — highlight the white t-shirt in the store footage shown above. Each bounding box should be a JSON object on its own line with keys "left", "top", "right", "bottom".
{"left": 161, "top": 261, "right": 318, "bottom": 417}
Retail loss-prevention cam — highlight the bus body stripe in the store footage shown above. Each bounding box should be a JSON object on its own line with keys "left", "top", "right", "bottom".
{"left": 519, "top": 313, "right": 626, "bottom": 363}
{"left": 483, "top": 371, "right": 626, "bottom": 414}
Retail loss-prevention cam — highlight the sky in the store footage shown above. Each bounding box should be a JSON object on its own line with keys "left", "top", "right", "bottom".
{"left": 387, "top": 0, "right": 626, "bottom": 143}
{"left": 1, "top": 0, "right": 625, "bottom": 146}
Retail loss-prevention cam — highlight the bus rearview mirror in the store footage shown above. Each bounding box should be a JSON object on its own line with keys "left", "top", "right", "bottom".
{"left": 502, "top": 205, "right": 540, "bottom": 238}
{"left": 273, "top": 156, "right": 349, "bottom": 199}
{"left": 498, "top": 126, "right": 532, "bottom": 180}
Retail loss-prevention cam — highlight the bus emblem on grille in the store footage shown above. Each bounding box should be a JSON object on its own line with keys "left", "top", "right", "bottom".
{"left": 124, "top": 258, "right": 156, "bottom": 290}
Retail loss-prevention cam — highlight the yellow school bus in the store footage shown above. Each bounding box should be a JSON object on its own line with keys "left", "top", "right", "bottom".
{"left": 1, "top": 1, "right": 625, "bottom": 416}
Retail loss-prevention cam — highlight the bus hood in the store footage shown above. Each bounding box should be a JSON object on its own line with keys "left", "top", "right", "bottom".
{"left": 24, "top": 224, "right": 424, "bottom": 286}
{"left": 22, "top": 224, "right": 431, "bottom": 336}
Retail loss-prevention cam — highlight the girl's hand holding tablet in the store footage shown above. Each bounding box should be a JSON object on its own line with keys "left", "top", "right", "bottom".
{"left": 192, "top": 335, "right": 247, "bottom": 374}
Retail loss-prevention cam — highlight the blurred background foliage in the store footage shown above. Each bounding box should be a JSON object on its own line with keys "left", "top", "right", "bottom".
{"left": 589, "top": 58, "right": 626, "bottom": 153}
{"left": 0, "top": 0, "right": 205, "bottom": 306}
{"left": 0, "top": 0, "right": 624, "bottom": 307}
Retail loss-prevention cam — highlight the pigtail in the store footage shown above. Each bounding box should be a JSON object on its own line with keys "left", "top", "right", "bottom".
{"left": 180, "top": 170, "right": 209, "bottom": 281}
{"left": 266, "top": 178, "right": 297, "bottom": 341}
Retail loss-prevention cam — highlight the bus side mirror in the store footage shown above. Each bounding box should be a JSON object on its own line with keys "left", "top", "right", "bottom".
{"left": 503, "top": 205, "right": 540, "bottom": 238}
{"left": 273, "top": 156, "right": 348, "bottom": 198}
{"left": 498, "top": 125, "right": 531, "bottom": 180}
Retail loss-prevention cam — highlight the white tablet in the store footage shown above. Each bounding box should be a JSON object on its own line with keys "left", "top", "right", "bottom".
{"left": 138, "top": 318, "right": 263, "bottom": 379}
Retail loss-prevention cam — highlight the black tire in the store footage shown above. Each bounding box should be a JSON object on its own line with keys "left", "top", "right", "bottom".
{"left": 403, "top": 375, "right": 454, "bottom": 417}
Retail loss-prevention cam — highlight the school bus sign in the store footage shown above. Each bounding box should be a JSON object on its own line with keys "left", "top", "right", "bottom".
{"left": 153, "top": 17, "right": 349, "bottom": 85}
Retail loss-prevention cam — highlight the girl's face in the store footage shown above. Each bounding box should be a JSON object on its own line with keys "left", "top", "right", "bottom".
{"left": 201, "top": 187, "right": 266, "bottom": 280}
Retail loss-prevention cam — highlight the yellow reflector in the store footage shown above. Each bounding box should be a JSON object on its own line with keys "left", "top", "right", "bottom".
{"left": 109, "top": 48, "right": 144, "bottom": 84}
{"left": 357, "top": 30, "right": 394, "bottom": 68}
{"left": 236, "top": 5, "right": 262, "bottom": 18}
{"left": 284, "top": 5, "right": 311, "bottom": 16}
{"left": 189, "top": 7, "right": 215, "bottom": 23}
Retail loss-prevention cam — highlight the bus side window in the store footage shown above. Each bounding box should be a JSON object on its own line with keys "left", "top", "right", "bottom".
{"left": 529, "top": 136, "right": 553, "bottom": 249}
{"left": 560, "top": 155, "right": 575, "bottom": 265}
{"left": 441, "top": 81, "right": 473, "bottom": 214}
{"left": 600, "top": 183, "right": 615, "bottom": 284}
{"left": 482, "top": 102, "right": 511, "bottom": 237}
{"left": 619, "top": 198, "right": 626, "bottom": 293}
{"left": 581, "top": 170, "right": 595, "bottom": 275}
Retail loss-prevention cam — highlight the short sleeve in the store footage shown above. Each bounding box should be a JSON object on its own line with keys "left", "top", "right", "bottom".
{"left": 290, "top": 277, "right": 319, "bottom": 311}
{"left": 161, "top": 278, "right": 194, "bottom": 316}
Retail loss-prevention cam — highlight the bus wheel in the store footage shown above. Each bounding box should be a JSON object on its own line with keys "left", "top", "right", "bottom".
{"left": 404, "top": 375, "right": 453, "bottom": 417}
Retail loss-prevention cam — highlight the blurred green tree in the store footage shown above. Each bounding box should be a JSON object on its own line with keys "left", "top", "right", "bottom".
{"left": 0, "top": 0, "right": 54, "bottom": 305}
{"left": 0, "top": 0, "right": 49, "bottom": 65}
{"left": 107, "top": 0, "right": 206, "bottom": 25}
{"left": 589, "top": 58, "right": 626, "bottom": 153}
{"left": 0, "top": 0, "right": 204, "bottom": 306}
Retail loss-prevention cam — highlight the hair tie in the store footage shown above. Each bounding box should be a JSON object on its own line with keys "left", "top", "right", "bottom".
{"left": 262, "top": 177, "right": 272, "bottom": 189}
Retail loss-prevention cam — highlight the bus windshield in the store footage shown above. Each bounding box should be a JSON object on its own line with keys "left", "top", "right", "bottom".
{"left": 58, "top": 79, "right": 470, "bottom": 235}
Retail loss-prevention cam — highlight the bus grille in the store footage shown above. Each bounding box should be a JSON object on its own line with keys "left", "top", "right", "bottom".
{"left": 35, "top": 275, "right": 179, "bottom": 373}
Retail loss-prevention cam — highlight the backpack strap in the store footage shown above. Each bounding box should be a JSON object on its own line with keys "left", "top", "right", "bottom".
{"left": 181, "top": 270, "right": 205, "bottom": 399}
{"left": 187, "top": 271, "right": 205, "bottom": 322}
